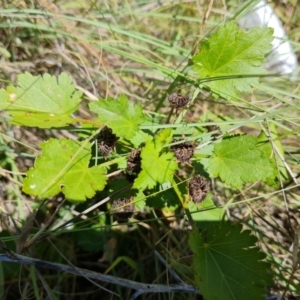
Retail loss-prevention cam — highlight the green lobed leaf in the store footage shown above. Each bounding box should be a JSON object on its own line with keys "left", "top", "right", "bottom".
{"left": 0, "top": 72, "right": 82, "bottom": 128}
{"left": 133, "top": 132, "right": 178, "bottom": 190}
{"left": 189, "top": 223, "right": 272, "bottom": 300}
{"left": 89, "top": 94, "right": 145, "bottom": 140}
{"left": 205, "top": 135, "right": 276, "bottom": 189}
{"left": 23, "top": 138, "right": 107, "bottom": 201}
{"left": 192, "top": 22, "right": 273, "bottom": 99}
{"left": 155, "top": 128, "right": 173, "bottom": 150}
{"left": 130, "top": 129, "right": 153, "bottom": 148}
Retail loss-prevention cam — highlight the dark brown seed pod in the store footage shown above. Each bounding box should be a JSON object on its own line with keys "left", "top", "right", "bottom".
{"left": 126, "top": 149, "right": 142, "bottom": 175}
{"left": 111, "top": 198, "right": 134, "bottom": 222}
{"left": 168, "top": 93, "right": 190, "bottom": 108}
{"left": 205, "top": 120, "right": 220, "bottom": 137}
{"left": 97, "top": 126, "right": 118, "bottom": 158}
{"left": 170, "top": 139, "right": 194, "bottom": 163}
{"left": 188, "top": 175, "right": 209, "bottom": 207}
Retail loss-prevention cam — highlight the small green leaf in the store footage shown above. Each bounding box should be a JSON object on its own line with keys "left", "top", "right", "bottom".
{"left": 0, "top": 72, "right": 82, "bottom": 127}
{"left": 189, "top": 223, "right": 272, "bottom": 300}
{"left": 89, "top": 94, "right": 145, "bottom": 140}
{"left": 206, "top": 135, "right": 276, "bottom": 189}
{"left": 188, "top": 195, "right": 224, "bottom": 222}
{"left": 257, "top": 124, "right": 288, "bottom": 184}
{"left": 133, "top": 190, "right": 146, "bottom": 211}
{"left": 155, "top": 128, "right": 173, "bottom": 150}
{"left": 130, "top": 130, "right": 153, "bottom": 148}
{"left": 133, "top": 137, "right": 178, "bottom": 190}
{"left": 23, "top": 138, "right": 107, "bottom": 201}
{"left": 192, "top": 22, "right": 273, "bottom": 99}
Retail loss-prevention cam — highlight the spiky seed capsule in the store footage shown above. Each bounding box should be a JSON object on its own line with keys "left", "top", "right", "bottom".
{"left": 111, "top": 198, "right": 134, "bottom": 222}
{"left": 97, "top": 126, "right": 118, "bottom": 158}
{"left": 168, "top": 93, "right": 190, "bottom": 108}
{"left": 170, "top": 139, "right": 194, "bottom": 163}
{"left": 98, "top": 143, "right": 112, "bottom": 157}
{"left": 205, "top": 120, "right": 220, "bottom": 137}
{"left": 188, "top": 175, "right": 209, "bottom": 206}
{"left": 126, "top": 149, "right": 142, "bottom": 174}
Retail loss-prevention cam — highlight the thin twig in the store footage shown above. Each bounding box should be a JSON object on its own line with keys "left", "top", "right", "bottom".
{"left": 192, "top": 0, "right": 214, "bottom": 55}
{"left": 0, "top": 253, "right": 199, "bottom": 297}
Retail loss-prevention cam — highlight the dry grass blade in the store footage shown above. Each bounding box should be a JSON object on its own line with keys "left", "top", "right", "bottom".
{"left": 21, "top": 200, "right": 65, "bottom": 252}
{"left": 0, "top": 239, "right": 16, "bottom": 258}
{"left": 16, "top": 210, "right": 37, "bottom": 254}
{"left": 292, "top": 226, "right": 300, "bottom": 270}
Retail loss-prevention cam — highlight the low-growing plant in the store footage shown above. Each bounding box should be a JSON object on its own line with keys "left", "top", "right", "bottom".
{"left": 0, "top": 20, "right": 299, "bottom": 299}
